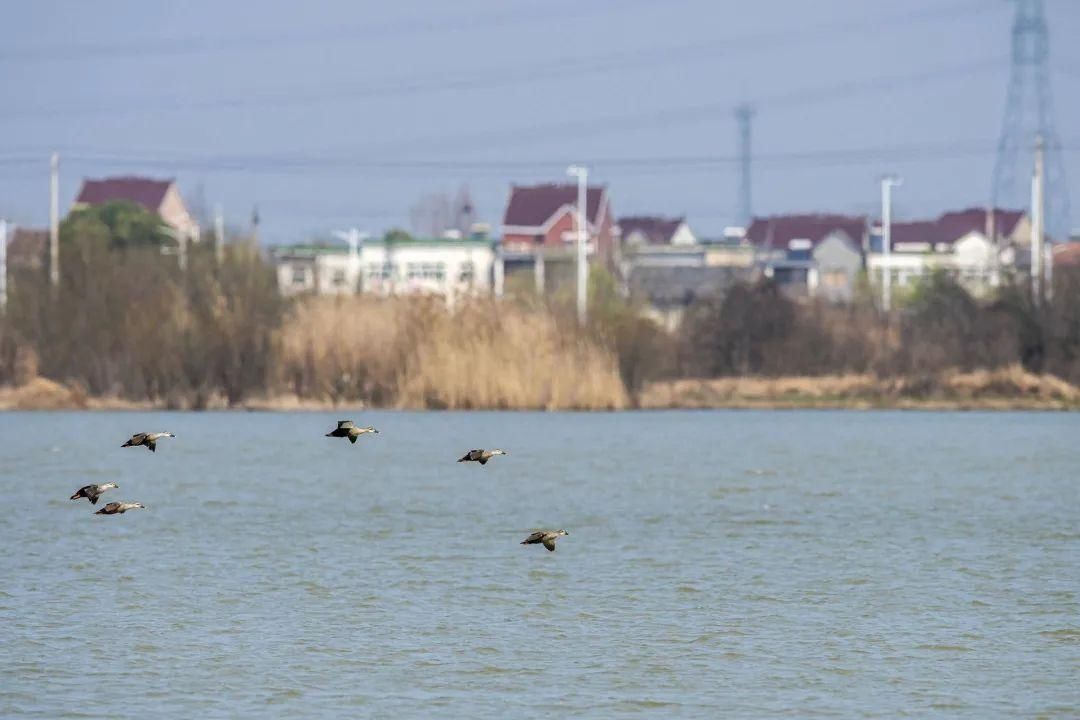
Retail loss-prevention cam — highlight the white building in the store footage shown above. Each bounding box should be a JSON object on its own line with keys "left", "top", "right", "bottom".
{"left": 868, "top": 208, "right": 1030, "bottom": 296}
{"left": 273, "top": 234, "right": 496, "bottom": 301}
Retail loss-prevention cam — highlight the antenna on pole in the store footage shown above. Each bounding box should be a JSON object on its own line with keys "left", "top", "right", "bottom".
{"left": 992, "top": 0, "right": 1069, "bottom": 240}
{"left": 734, "top": 103, "right": 755, "bottom": 227}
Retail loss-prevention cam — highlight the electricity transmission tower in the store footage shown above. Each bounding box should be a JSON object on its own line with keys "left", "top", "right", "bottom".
{"left": 991, "top": 0, "right": 1070, "bottom": 240}
{"left": 734, "top": 103, "right": 754, "bottom": 227}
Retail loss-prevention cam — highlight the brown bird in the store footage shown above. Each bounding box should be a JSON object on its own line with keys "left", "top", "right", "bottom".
{"left": 520, "top": 529, "right": 569, "bottom": 552}
{"left": 121, "top": 432, "right": 174, "bottom": 453}
{"left": 457, "top": 449, "right": 507, "bottom": 465}
{"left": 95, "top": 502, "right": 146, "bottom": 516}
{"left": 70, "top": 482, "right": 119, "bottom": 505}
{"left": 326, "top": 420, "right": 379, "bottom": 444}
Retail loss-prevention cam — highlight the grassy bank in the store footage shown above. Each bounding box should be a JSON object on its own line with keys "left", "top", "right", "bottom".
{"left": 638, "top": 365, "right": 1080, "bottom": 410}
{"left": 5, "top": 366, "right": 1078, "bottom": 411}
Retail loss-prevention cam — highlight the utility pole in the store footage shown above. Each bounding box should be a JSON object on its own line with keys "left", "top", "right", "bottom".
{"left": 493, "top": 241, "right": 504, "bottom": 298}
{"left": 734, "top": 104, "right": 755, "bottom": 227}
{"left": 0, "top": 219, "right": 8, "bottom": 311}
{"left": 993, "top": 0, "right": 1069, "bottom": 241}
{"left": 332, "top": 228, "right": 366, "bottom": 294}
{"left": 880, "top": 175, "right": 902, "bottom": 313}
{"left": 214, "top": 205, "right": 225, "bottom": 265}
{"left": 567, "top": 164, "right": 588, "bottom": 325}
{"left": 1031, "top": 133, "right": 1045, "bottom": 304}
{"left": 49, "top": 151, "right": 59, "bottom": 287}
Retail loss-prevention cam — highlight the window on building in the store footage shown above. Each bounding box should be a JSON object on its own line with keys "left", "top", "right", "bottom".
{"left": 332, "top": 269, "right": 347, "bottom": 287}
{"left": 368, "top": 263, "right": 393, "bottom": 280}
{"left": 291, "top": 266, "right": 307, "bottom": 285}
{"left": 459, "top": 261, "right": 475, "bottom": 283}
{"left": 405, "top": 262, "right": 447, "bottom": 282}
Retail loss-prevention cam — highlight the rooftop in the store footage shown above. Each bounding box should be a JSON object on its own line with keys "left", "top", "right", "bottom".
{"left": 503, "top": 183, "right": 605, "bottom": 228}
{"left": 75, "top": 176, "right": 174, "bottom": 213}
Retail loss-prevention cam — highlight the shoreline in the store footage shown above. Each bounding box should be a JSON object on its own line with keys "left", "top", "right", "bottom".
{"left": 3, "top": 366, "right": 1078, "bottom": 412}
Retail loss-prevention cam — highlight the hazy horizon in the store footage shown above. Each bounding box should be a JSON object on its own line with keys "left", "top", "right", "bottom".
{"left": 2, "top": 0, "right": 1078, "bottom": 243}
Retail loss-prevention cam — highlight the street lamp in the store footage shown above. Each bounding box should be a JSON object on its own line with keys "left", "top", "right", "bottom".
{"left": 880, "top": 175, "right": 902, "bottom": 313}
{"left": 566, "top": 164, "right": 588, "bottom": 325}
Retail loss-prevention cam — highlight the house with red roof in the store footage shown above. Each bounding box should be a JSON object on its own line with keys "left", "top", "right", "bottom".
{"left": 501, "top": 183, "right": 617, "bottom": 268}
{"left": 867, "top": 207, "right": 1031, "bottom": 296}
{"left": 73, "top": 176, "right": 199, "bottom": 239}
{"left": 619, "top": 216, "right": 696, "bottom": 247}
{"left": 744, "top": 213, "right": 867, "bottom": 302}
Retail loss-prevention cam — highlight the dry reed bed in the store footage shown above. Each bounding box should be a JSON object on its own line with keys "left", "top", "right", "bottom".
{"left": 277, "top": 296, "right": 627, "bottom": 410}
{"left": 639, "top": 365, "right": 1080, "bottom": 410}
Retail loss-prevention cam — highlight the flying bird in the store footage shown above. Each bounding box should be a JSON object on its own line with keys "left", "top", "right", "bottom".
{"left": 70, "top": 482, "right": 119, "bottom": 505}
{"left": 457, "top": 449, "right": 507, "bottom": 465}
{"left": 95, "top": 502, "right": 146, "bottom": 515}
{"left": 121, "top": 432, "right": 174, "bottom": 453}
{"left": 520, "top": 529, "right": 569, "bottom": 552}
{"left": 325, "top": 420, "right": 379, "bottom": 444}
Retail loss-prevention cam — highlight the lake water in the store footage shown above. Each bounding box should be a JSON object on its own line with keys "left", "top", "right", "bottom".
{"left": 1, "top": 410, "right": 1077, "bottom": 718}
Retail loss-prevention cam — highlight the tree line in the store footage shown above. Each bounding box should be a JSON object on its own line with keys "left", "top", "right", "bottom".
{"left": 1, "top": 200, "right": 1078, "bottom": 408}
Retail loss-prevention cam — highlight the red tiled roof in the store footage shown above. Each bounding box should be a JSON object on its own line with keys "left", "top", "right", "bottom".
{"left": 75, "top": 177, "right": 173, "bottom": 213}
{"left": 619, "top": 216, "right": 684, "bottom": 245}
{"left": 503, "top": 183, "right": 605, "bottom": 228}
{"left": 878, "top": 208, "right": 1026, "bottom": 250}
{"left": 745, "top": 214, "right": 866, "bottom": 249}
{"left": 935, "top": 207, "right": 1023, "bottom": 244}
{"left": 888, "top": 220, "right": 939, "bottom": 246}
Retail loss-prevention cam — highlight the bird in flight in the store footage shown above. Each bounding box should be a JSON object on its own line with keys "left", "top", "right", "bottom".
{"left": 457, "top": 449, "right": 507, "bottom": 465}
{"left": 121, "top": 432, "right": 175, "bottom": 453}
{"left": 95, "top": 502, "right": 146, "bottom": 516}
{"left": 325, "top": 420, "right": 379, "bottom": 444}
{"left": 520, "top": 529, "right": 569, "bottom": 552}
{"left": 70, "top": 482, "right": 119, "bottom": 505}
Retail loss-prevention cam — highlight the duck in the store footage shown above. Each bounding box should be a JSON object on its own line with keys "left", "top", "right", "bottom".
{"left": 325, "top": 420, "right": 379, "bottom": 444}
{"left": 520, "top": 529, "right": 569, "bottom": 552}
{"left": 95, "top": 502, "right": 146, "bottom": 515}
{"left": 70, "top": 482, "right": 119, "bottom": 505}
{"left": 121, "top": 432, "right": 175, "bottom": 453}
{"left": 457, "top": 449, "right": 507, "bottom": 465}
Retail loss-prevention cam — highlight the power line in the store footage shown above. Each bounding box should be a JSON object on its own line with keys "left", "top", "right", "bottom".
{"left": 0, "top": 0, "right": 664, "bottom": 63}
{"left": 0, "top": 0, "right": 996, "bottom": 121}
{"left": 6, "top": 138, "right": 1075, "bottom": 178}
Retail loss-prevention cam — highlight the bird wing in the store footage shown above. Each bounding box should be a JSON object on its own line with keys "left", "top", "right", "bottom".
{"left": 70, "top": 486, "right": 88, "bottom": 500}
{"left": 126, "top": 433, "right": 147, "bottom": 446}
{"left": 522, "top": 531, "right": 544, "bottom": 545}
{"left": 542, "top": 536, "right": 557, "bottom": 552}
{"left": 348, "top": 433, "right": 358, "bottom": 444}
{"left": 337, "top": 420, "right": 355, "bottom": 429}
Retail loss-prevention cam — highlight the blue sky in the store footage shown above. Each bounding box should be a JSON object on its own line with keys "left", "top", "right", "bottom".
{"left": 2, "top": 0, "right": 1078, "bottom": 243}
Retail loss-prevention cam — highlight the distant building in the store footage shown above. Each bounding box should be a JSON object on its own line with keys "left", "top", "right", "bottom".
{"left": 73, "top": 176, "right": 199, "bottom": 239}
{"left": 619, "top": 216, "right": 696, "bottom": 247}
{"left": 745, "top": 214, "right": 867, "bottom": 302}
{"left": 628, "top": 265, "right": 748, "bottom": 331}
{"left": 868, "top": 208, "right": 1030, "bottom": 296}
{"left": 501, "top": 183, "right": 618, "bottom": 267}
{"left": 272, "top": 233, "right": 495, "bottom": 301}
